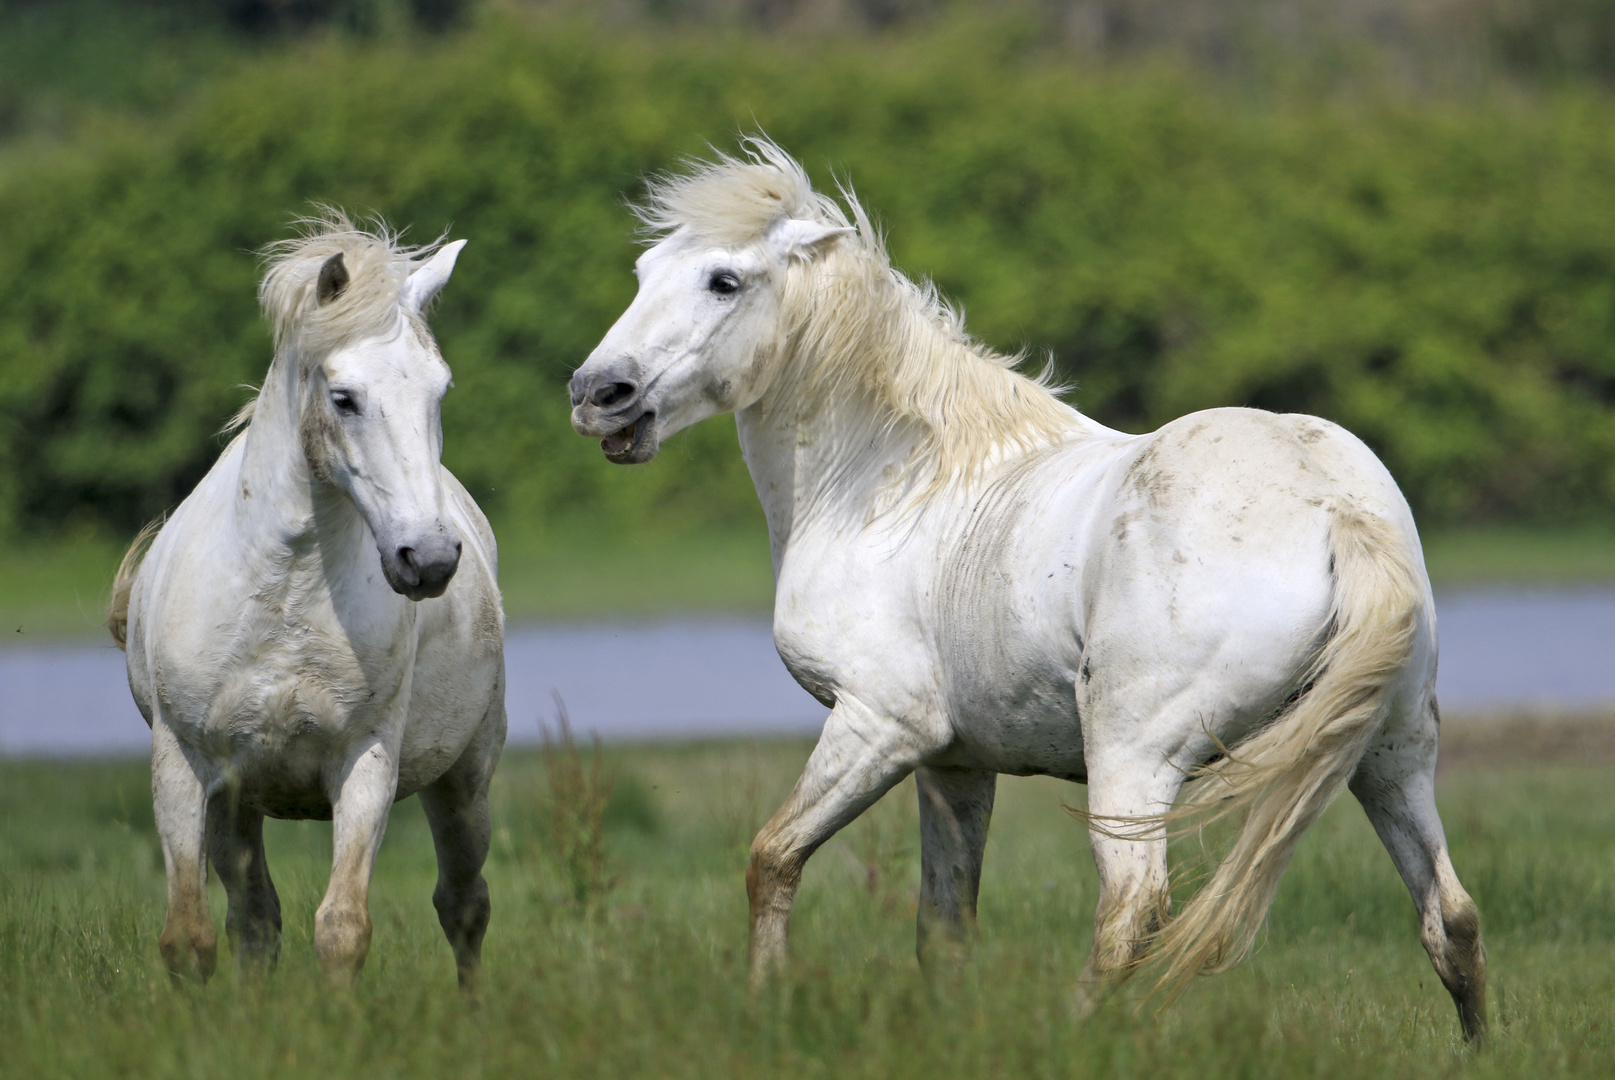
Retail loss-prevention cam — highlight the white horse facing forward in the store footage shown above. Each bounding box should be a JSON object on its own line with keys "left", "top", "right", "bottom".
{"left": 570, "top": 141, "right": 1486, "bottom": 1040}
{"left": 110, "top": 214, "right": 505, "bottom": 985}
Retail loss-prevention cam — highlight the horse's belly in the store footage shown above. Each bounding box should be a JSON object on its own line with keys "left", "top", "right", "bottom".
{"left": 395, "top": 643, "right": 503, "bottom": 797}
{"left": 941, "top": 678, "right": 1088, "bottom": 781}
{"left": 394, "top": 720, "right": 483, "bottom": 797}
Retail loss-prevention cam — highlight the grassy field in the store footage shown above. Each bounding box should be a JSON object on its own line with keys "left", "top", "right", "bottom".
{"left": 3, "top": 720, "right": 1614, "bottom": 1078}
{"left": 6, "top": 523, "right": 1615, "bottom": 645}
{"left": 0, "top": 521, "right": 779, "bottom": 644}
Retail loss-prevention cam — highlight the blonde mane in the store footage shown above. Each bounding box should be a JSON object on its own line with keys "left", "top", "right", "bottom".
{"left": 259, "top": 208, "right": 442, "bottom": 366}
{"left": 639, "top": 139, "right": 1083, "bottom": 493}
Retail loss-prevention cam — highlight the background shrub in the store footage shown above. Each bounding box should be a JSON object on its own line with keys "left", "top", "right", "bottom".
{"left": 3, "top": 9, "right": 1615, "bottom": 541}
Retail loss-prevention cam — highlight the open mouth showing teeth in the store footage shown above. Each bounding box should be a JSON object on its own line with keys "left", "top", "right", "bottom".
{"left": 601, "top": 417, "right": 643, "bottom": 457}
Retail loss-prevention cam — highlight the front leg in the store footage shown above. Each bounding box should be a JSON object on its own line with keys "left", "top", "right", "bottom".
{"left": 316, "top": 738, "right": 400, "bottom": 985}
{"left": 152, "top": 720, "right": 217, "bottom": 981}
{"left": 915, "top": 765, "right": 996, "bottom": 968}
{"left": 748, "top": 696, "right": 936, "bottom": 989}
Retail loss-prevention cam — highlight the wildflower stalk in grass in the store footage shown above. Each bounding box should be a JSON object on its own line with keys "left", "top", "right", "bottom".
{"left": 540, "top": 695, "right": 616, "bottom": 909}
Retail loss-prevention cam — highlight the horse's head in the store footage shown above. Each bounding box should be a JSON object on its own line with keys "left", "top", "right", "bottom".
{"left": 296, "top": 240, "right": 467, "bottom": 601}
{"left": 571, "top": 144, "right": 849, "bottom": 464}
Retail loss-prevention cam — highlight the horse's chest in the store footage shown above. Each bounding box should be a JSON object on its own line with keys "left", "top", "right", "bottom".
{"left": 163, "top": 624, "right": 406, "bottom": 760}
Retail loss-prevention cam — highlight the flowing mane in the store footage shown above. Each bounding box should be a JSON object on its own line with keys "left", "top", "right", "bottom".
{"left": 260, "top": 209, "right": 442, "bottom": 361}
{"left": 220, "top": 211, "right": 446, "bottom": 436}
{"left": 638, "top": 139, "right": 1084, "bottom": 492}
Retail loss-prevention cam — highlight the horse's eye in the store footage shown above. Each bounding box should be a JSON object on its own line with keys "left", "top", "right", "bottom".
{"left": 330, "top": 390, "right": 360, "bottom": 415}
{"left": 708, "top": 271, "right": 741, "bottom": 296}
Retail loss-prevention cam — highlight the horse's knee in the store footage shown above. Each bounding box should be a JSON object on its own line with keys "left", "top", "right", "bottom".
{"left": 746, "top": 836, "right": 807, "bottom": 988}
{"left": 314, "top": 900, "right": 373, "bottom": 983}
{"left": 746, "top": 837, "right": 804, "bottom": 916}
{"left": 159, "top": 913, "right": 217, "bottom": 982}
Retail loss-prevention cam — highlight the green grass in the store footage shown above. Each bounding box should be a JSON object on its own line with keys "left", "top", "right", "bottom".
{"left": 5, "top": 523, "right": 1613, "bottom": 647}
{"left": 1422, "top": 527, "right": 1615, "bottom": 589}
{"left": 0, "top": 538, "right": 128, "bottom": 643}
{"left": 0, "top": 521, "right": 777, "bottom": 645}
{"left": 3, "top": 730, "right": 1614, "bottom": 1078}
{"left": 494, "top": 519, "right": 775, "bottom": 622}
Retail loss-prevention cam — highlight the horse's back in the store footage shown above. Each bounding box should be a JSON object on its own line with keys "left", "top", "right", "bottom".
{"left": 1138, "top": 407, "right": 1414, "bottom": 520}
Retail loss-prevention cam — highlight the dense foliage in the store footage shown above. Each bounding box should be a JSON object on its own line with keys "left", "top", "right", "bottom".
{"left": 4, "top": 11, "right": 1615, "bottom": 540}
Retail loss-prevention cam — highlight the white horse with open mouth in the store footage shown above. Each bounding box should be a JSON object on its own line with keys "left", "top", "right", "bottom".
{"left": 571, "top": 140, "right": 1486, "bottom": 1040}
{"left": 110, "top": 214, "right": 505, "bottom": 986}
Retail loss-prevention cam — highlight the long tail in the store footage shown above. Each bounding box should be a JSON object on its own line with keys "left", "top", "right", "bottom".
{"left": 107, "top": 518, "right": 162, "bottom": 651}
{"left": 1143, "top": 505, "right": 1424, "bottom": 1000}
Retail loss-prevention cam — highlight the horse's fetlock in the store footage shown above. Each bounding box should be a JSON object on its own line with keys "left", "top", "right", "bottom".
{"left": 1090, "top": 930, "right": 1149, "bottom": 978}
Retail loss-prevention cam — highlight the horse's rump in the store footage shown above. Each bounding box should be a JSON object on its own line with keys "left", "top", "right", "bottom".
{"left": 1137, "top": 501, "right": 1423, "bottom": 997}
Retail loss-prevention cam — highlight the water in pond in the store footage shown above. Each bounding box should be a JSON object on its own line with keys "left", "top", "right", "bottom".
{"left": 3, "top": 589, "right": 1612, "bottom": 756}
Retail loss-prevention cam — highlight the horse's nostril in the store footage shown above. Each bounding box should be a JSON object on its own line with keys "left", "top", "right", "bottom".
{"left": 397, "top": 546, "right": 418, "bottom": 572}
{"left": 591, "top": 381, "right": 638, "bottom": 409}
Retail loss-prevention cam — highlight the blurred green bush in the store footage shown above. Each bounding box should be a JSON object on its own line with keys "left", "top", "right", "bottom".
{"left": 3, "top": 10, "right": 1615, "bottom": 542}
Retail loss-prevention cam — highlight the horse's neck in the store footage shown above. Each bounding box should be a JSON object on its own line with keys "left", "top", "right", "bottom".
{"left": 236, "top": 354, "right": 363, "bottom": 565}
{"left": 738, "top": 294, "right": 1083, "bottom": 566}
{"left": 736, "top": 384, "right": 925, "bottom": 570}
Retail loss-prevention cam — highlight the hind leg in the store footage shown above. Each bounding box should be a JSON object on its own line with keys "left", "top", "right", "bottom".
{"left": 1076, "top": 755, "right": 1185, "bottom": 1007}
{"left": 1350, "top": 701, "right": 1486, "bottom": 1044}
{"left": 420, "top": 762, "right": 495, "bottom": 988}
{"left": 206, "top": 794, "right": 281, "bottom": 975}
{"left": 915, "top": 766, "right": 996, "bottom": 968}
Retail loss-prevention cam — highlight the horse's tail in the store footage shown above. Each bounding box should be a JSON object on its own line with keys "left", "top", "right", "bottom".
{"left": 107, "top": 518, "right": 162, "bottom": 651}
{"left": 1144, "top": 503, "right": 1424, "bottom": 1000}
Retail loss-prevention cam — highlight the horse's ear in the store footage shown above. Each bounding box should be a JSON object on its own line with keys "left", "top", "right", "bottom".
{"left": 402, "top": 239, "right": 468, "bottom": 314}
{"left": 768, "top": 218, "right": 850, "bottom": 261}
{"left": 316, "top": 252, "right": 350, "bottom": 306}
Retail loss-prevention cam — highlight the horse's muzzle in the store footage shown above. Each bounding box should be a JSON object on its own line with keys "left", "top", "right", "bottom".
{"left": 381, "top": 532, "right": 462, "bottom": 601}
{"left": 569, "top": 361, "right": 660, "bottom": 463}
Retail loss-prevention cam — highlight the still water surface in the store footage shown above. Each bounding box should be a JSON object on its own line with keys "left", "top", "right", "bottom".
{"left": 3, "top": 589, "right": 1611, "bottom": 756}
